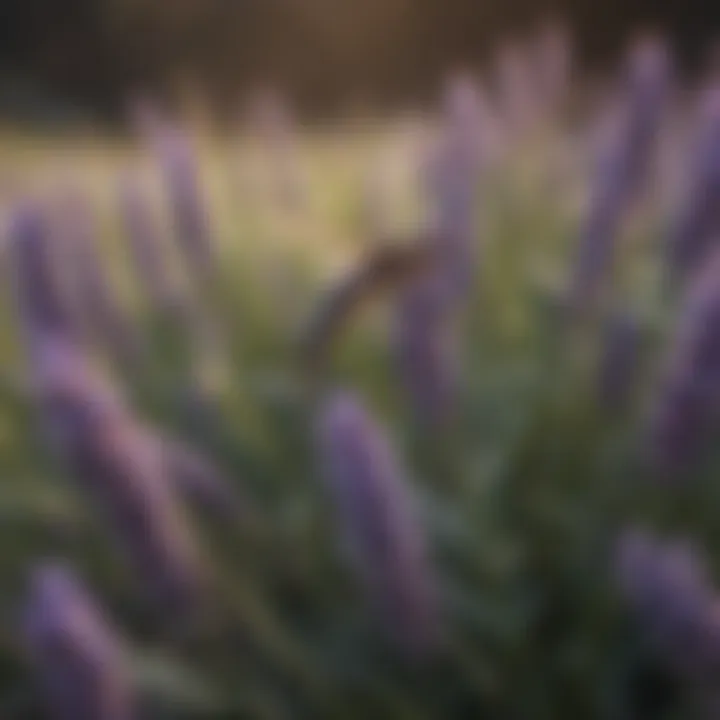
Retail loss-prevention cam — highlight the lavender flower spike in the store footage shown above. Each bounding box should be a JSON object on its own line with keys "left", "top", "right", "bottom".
{"left": 393, "top": 74, "right": 485, "bottom": 426}
{"left": 118, "top": 174, "right": 177, "bottom": 313}
{"left": 615, "top": 529, "right": 720, "bottom": 677}
{"left": 317, "top": 392, "right": 438, "bottom": 656}
{"left": 424, "top": 73, "right": 487, "bottom": 299}
{"left": 7, "top": 201, "right": 83, "bottom": 347}
{"left": 53, "top": 192, "right": 143, "bottom": 373}
{"left": 667, "top": 85, "right": 720, "bottom": 281}
{"left": 25, "top": 563, "right": 136, "bottom": 720}
{"left": 569, "top": 36, "right": 670, "bottom": 312}
{"left": 33, "top": 339, "right": 206, "bottom": 622}
{"left": 646, "top": 248, "right": 720, "bottom": 477}
{"left": 394, "top": 277, "right": 458, "bottom": 427}
{"left": 156, "top": 126, "right": 215, "bottom": 283}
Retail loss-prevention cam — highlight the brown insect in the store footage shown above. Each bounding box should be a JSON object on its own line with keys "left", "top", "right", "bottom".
{"left": 300, "top": 236, "right": 436, "bottom": 375}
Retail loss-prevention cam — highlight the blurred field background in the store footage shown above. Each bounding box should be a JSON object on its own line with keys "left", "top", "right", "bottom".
{"left": 1, "top": 2, "right": 720, "bottom": 720}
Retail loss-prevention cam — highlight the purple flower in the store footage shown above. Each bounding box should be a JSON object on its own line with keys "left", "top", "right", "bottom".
{"left": 616, "top": 529, "right": 720, "bottom": 676}
{"left": 118, "top": 175, "right": 179, "bottom": 314}
{"left": 394, "top": 277, "right": 458, "bottom": 427}
{"left": 569, "top": 37, "right": 670, "bottom": 312}
{"left": 6, "top": 201, "right": 84, "bottom": 348}
{"left": 32, "top": 339, "right": 206, "bottom": 621}
{"left": 646, "top": 249, "right": 720, "bottom": 476}
{"left": 24, "top": 563, "right": 135, "bottom": 720}
{"left": 392, "top": 77, "right": 485, "bottom": 424}
{"left": 156, "top": 127, "right": 215, "bottom": 283}
{"left": 623, "top": 37, "right": 672, "bottom": 183}
{"left": 668, "top": 85, "right": 720, "bottom": 280}
{"left": 424, "top": 74, "right": 487, "bottom": 299}
{"left": 317, "top": 392, "right": 438, "bottom": 656}
{"left": 53, "top": 192, "right": 143, "bottom": 373}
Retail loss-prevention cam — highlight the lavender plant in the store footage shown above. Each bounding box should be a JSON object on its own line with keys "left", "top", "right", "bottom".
{"left": 4, "top": 28, "right": 720, "bottom": 720}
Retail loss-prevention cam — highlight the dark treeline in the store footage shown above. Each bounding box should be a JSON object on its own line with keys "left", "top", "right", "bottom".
{"left": 0, "top": 0, "right": 718, "bottom": 123}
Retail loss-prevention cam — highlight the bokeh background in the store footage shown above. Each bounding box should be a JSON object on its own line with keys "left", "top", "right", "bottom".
{"left": 0, "top": 0, "right": 719, "bottom": 123}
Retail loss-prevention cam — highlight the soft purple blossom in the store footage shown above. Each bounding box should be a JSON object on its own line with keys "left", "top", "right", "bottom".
{"left": 156, "top": 127, "right": 215, "bottom": 282}
{"left": 53, "top": 192, "right": 143, "bottom": 373}
{"left": 394, "top": 277, "right": 458, "bottom": 427}
{"left": 24, "top": 563, "right": 135, "bottom": 720}
{"left": 646, "top": 248, "right": 720, "bottom": 476}
{"left": 424, "top": 74, "right": 486, "bottom": 299}
{"left": 118, "top": 175, "right": 179, "bottom": 313}
{"left": 32, "top": 338, "right": 206, "bottom": 621}
{"left": 7, "top": 201, "right": 83, "bottom": 348}
{"left": 668, "top": 85, "right": 720, "bottom": 280}
{"left": 616, "top": 529, "right": 720, "bottom": 676}
{"left": 392, "top": 76, "right": 486, "bottom": 424}
{"left": 569, "top": 37, "right": 670, "bottom": 312}
{"left": 317, "top": 392, "right": 438, "bottom": 656}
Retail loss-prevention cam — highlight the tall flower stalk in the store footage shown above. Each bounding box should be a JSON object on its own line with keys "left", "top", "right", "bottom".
{"left": 568, "top": 38, "right": 670, "bottom": 314}
{"left": 646, "top": 247, "right": 720, "bottom": 477}
{"left": 31, "top": 338, "right": 207, "bottom": 622}
{"left": 667, "top": 86, "right": 720, "bottom": 282}
{"left": 24, "top": 563, "right": 136, "bottom": 720}
{"left": 317, "top": 392, "right": 438, "bottom": 657}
